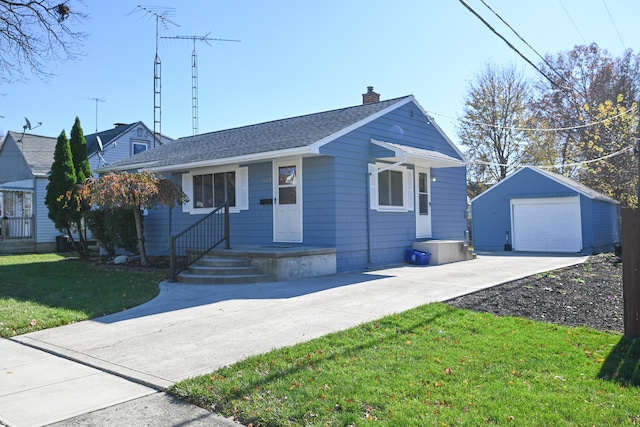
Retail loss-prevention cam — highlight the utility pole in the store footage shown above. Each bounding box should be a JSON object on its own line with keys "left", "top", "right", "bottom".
{"left": 622, "top": 128, "right": 640, "bottom": 338}
{"left": 162, "top": 33, "right": 239, "bottom": 135}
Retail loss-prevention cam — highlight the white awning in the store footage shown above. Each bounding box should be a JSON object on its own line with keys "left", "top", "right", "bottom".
{"left": 371, "top": 139, "right": 466, "bottom": 168}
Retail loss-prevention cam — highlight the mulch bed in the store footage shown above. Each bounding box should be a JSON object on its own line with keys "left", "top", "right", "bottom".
{"left": 447, "top": 253, "right": 624, "bottom": 333}
{"left": 92, "top": 255, "right": 172, "bottom": 272}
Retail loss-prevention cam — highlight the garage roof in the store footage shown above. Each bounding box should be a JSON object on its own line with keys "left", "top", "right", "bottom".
{"left": 472, "top": 165, "right": 619, "bottom": 204}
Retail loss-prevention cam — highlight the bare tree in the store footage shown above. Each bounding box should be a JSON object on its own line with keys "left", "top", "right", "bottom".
{"left": 458, "top": 63, "right": 532, "bottom": 193}
{"left": 0, "top": 1, "right": 87, "bottom": 83}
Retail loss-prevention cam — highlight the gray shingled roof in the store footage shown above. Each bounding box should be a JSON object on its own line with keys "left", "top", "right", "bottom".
{"left": 85, "top": 123, "right": 138, "bottom": 155}
{"left": 532, "top": 166, "right": 620, "bottom": 203}
{"left": 102, "top": 96, "right": 412, "bottom": 171}
{"left": 472, "top": 165, "right": 620, "bottom": 204}
{"left": 7, "top": 131, "right": 58, "bottom": 175}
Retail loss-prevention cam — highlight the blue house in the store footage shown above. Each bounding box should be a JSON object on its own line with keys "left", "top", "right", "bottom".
{"left": 471, "top": 166, "right": 620, "bottom": 254}
{"left": 100, "top": 88, "right": 469, "bottom": 276}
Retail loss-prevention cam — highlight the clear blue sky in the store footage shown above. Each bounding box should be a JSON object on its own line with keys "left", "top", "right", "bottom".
{"left": 1, "top": 1, "right": 636, "bottom": 148}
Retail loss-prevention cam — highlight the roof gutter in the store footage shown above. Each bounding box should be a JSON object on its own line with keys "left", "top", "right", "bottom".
{"left": 98, "top": 146, "right": 313, "bottom": 174}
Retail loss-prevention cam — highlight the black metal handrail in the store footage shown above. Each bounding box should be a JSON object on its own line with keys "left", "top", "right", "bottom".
{"left": 169, "top": 203, "right": 230, "bottom": 281}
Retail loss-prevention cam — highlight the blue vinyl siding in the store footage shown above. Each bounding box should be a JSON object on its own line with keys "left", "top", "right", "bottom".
{"left": 589, "top": 199, "right": 620, "bottom": 253}
{"left": 430, "top": 167, "right": 468, "bottom": 240}
{"left": 472, "top": 167, "right": 619, "bottom": 254}
{"left": 144, "top": 164, "right": 276, "bottom": 252}
{"left": 320, "top": 102, "right": 467, "bottom": 270}
{"left": 321, "top": 132, "right": 372, "bottom": 271}
{"left": 232, "top": 162, "right": 273, "bottom": 244}
{"left": 302, "top": 156, "right": 336, "bottom": 245}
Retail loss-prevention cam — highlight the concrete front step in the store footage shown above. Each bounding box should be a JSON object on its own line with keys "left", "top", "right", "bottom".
{"left": 177, "top": 256, "right": 277, "bottom": 285}
{"left": 176, "top": 272, "right": 277, "bottom": 285}
{"left": 197, "top": 256, "right": 252, "bottom": 267}
{"left": 411, "top": 240, "right": 476, "bottom": 265}
{"left": 186, "top": 264, "right": 263, "bottom": 276}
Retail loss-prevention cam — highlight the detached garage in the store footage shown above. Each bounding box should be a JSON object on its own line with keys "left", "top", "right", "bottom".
{"left": 471, "top": 166, "right": 620, "bottom": 254}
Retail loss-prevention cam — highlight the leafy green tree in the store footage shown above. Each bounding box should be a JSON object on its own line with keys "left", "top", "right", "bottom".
{"left": 45, "top": 130, "right": 76, "bottom": 240}
{"left": 85, "top": 208, "right": 139, "bottom": 257}
{"left": 78, "top": 171, "right": 188, "bottom": 266}
{"left": 67, "top": 116, "right": 92, "bottom": 257}
{"left": 69, "top": 117, "right": 91, "bottom": 183}
{"left": 579, "top": 96, "right": 638, "bottom": 207}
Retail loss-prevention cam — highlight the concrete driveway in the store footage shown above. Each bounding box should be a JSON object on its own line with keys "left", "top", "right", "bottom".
{"left": 2, "top": 252, "right": 587, "bottom": 426}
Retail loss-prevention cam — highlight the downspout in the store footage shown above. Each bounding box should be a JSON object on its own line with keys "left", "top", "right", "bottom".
{"left": 366, "top": 170, "right": 373, "bottom": 265}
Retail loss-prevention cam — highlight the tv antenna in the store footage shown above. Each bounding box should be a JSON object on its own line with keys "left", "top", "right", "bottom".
{"left": 128, "top": 5, "right": 179, "bottom": 145}
{"left": 80, "top": 97, "right": 106, "bottom": 132}
{"left": 163, "top": 33, "right": 240, "bottom": 135}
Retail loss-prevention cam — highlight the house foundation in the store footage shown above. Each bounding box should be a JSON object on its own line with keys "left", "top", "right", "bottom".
{"left": 412, "top": 240, "right": 475, "bottom": 265}
{"left": 210, "top": 245, "right": 337, "bottom": 281}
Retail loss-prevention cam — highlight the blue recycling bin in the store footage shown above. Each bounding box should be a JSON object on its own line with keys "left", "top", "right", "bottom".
{"left": 405, "top": 249, "right": 431, "bottom": 265}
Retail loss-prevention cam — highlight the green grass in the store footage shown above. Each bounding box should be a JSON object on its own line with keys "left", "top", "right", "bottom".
{"left": 169, "top": 303, "right": 640, "bottom": 426}
{"left": 0, "top": 253, "right": 165, "bottom": 337}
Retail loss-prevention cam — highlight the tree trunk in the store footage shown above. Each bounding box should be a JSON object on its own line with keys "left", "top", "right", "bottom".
{"left": 133, "top": 209, "right": 147, "bottom": 266}
{"left": 74, "top": 219, "right": 90, "bottom": 259}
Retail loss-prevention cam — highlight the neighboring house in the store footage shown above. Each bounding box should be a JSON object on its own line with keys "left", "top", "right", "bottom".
{"left": 100, "top": 88, "right": 469, "bottom": 272}
{"left": 85, "top": 122, "right": 172, "bottom": 172}
{"left": 471, "top": 166, "right": 620, "bottom": 254}
{"left": 0, "top": 122, "right": 170, "bottom": 253}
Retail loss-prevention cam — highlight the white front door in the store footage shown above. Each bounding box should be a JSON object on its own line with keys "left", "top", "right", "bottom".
{"left": 415, "top": 167, "right": 432, "bottom": 238}
{"left": 273, "top": 159, "right": 302, "bottom": 242}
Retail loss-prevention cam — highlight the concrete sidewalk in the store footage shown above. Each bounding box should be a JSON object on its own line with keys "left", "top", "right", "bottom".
{"left": 1, "top": 253, "right": 587, "bottom": 426}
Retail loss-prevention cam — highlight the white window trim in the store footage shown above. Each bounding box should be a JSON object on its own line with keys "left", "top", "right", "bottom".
{"left": 182, "top": 165, "right": 248, "bottom": 215}
{"left": 369, "top": 163, "right": 414, "bottom": 212}
{"left": 132, "top": 139, "right": 148, "bottom": 155}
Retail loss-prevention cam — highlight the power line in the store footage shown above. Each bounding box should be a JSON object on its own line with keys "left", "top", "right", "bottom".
{"left": 458, "top": 0, "right": 628, "bottom": 155}
{"left": 428, "top": 105, "right": 638, "bottom": 133}
{"left": 473, "top": 144, "right": 634, "bottom": 169}
{"left": 458, "top": 0, "right": 564, "bottom": 92}
{"left": 557, "top": 0, "right": 587, "bottom": 44}
{"left": 601, "top": 0, "right": 626, "bottom": 50}
{"left": 478, "top": 0, "right": 587, "bottom": 102}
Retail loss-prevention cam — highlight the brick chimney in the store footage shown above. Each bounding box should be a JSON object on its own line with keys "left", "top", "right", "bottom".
{"left": 362, "top": 86, "right": 380, "bottom": 104}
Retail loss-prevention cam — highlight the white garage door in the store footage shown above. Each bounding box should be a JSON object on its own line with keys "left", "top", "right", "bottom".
{"left": 511, "top": 197, "right": 582, "bottom": 253}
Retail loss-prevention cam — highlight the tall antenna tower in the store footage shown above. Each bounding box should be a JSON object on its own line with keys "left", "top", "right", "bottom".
{"left": 128, "top": 6, "right": 179, "bottom": 146}
{"left": 162, "top": 33, "right": 240, "bottom": 135}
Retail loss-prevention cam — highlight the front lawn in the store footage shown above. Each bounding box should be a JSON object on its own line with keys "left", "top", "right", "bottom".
{"left": 169, "top": 303, "right": 640, "bottom": 426}
{"left": 0, "top": 253, "right": 165, "bottom": 337}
